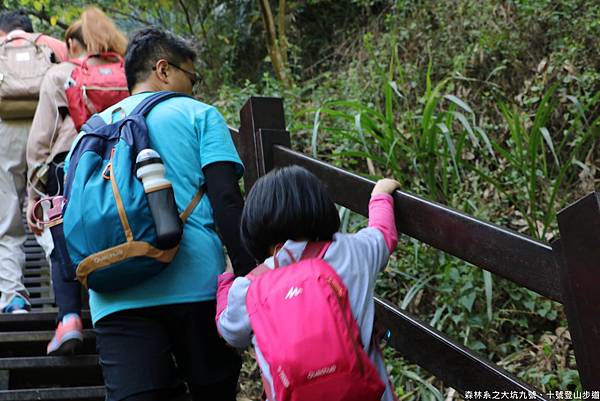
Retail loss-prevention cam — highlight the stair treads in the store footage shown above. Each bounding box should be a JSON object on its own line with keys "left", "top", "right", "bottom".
{"left": 0, "top": 386, "right": 105, "bottom": 401}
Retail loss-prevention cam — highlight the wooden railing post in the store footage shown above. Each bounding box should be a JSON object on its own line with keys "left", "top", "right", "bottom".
{"left": 554, "top": 191, "right": 600, "bottom": 388}
{"left": 238, "top": 96, "right": 289, "bottom": 191}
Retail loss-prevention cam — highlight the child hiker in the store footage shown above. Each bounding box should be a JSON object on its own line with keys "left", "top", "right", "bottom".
{"left": 216, "top": 165, "right": 400, "bottom": 401}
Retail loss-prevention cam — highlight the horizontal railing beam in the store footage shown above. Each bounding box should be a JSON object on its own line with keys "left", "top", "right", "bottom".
{"left": 375, "top": 298, "right": 548, "bottom": 399}
{"left": 273, "top": 145, "right": 562, "bottom": 302}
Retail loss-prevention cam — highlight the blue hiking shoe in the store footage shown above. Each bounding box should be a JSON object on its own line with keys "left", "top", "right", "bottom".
{"left": 2, "top": 295, "right": 30, "bottom": 314}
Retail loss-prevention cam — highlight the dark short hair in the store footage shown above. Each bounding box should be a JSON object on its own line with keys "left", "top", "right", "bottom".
{"left": 241, "top": 165, "right": 341, "bottom": 261}
{"left": 124, "top": 27, "right": 196, "bottom": 92}
{"left": 0, "top": 10, "right": 33, "bottom": 33}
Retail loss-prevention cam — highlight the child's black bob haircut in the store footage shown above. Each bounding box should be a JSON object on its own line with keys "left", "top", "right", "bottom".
{"left": 241, "top": 165, "right": 340, "bottom": 261}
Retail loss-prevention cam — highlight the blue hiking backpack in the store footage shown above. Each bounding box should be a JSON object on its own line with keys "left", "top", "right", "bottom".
{"left": 63, "top": 91, "right": 203, "bottom": 292}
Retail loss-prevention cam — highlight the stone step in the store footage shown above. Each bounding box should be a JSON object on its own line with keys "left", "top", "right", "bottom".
{"left": 0, "top": 386, "right": 104, "bottom": 401}
{"left": 25, "top": 251, "right": 45, "bottom": 261}
{"left": 24, "top": 260, "right": 50, "bottom": 269}
{"left": 26, "top": 287, "right": 51, "bottom": 296}
{"left": 30, "top": 298, "right": 55, "bottom": 307}
{"left": 0, "top": 330, "right": 96, "bottom": 358}
{"left": 24, "top": 277, "right": 50, "bottom": 285}
{"left": 23, "top": 269, "right": 50, "bottom": 278}
{"left": 0, "top": 355, "right": 102, "bottom": 390}
{"left": 0, "top": 355, "right": 98, "bottom": 370}
{"left": 23, "top": 243, "right": 41, "bottom": 250}
{"left": 0, "top": 312, "right": 91, "bottom": 332}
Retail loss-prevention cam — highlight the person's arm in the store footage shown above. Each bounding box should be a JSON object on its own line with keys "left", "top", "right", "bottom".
{"left": 215, "top": 274, "right": 253, "bottom": 348}
{"left": 27, "top": 74, "right": 58, "bottom": 199}
{"left": 38, "top": 35, "right": 68, "bottom": 62}
{"left": 349, "top": 179, "right": 400, "bottom": 278}
{"left": 368, "top": 179, "right": 400, "bottom": 253}
{"left": 26, "top": 69, "right": 65, "bottom": 234}
{"left": 203, "top": 161, "right": 255, "bottom": 276}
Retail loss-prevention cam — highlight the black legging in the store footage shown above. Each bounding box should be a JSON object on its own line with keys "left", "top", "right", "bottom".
{"left": 46, "top": 153, "right": 82, "bottom": 321}
{"left": 121, "top": 374, "right": 238, "bottom": 401}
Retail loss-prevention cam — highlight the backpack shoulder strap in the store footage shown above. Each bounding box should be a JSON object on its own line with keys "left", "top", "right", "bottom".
{"left": 31, "top": 33, "right": 44, "bottom": 44}
{"left": 67, "top": 58, "right": 83, "bottom": 67}
{"left": 179, "top": 187, "right": 204, "bottom": 223}
{"left": 2, "top": 32, "right": 42, "bottom": 47}
{"left": 300, "top": 241, "right": 331, "bottom": 261}
{"left": 81, "top": 114, "right": 107, "bottom": 133}
{"left": 246, "top": 264, "right": 271, "bottom": 281}
{"left": 129, "top": 91, "right": 192, "bottom": 117}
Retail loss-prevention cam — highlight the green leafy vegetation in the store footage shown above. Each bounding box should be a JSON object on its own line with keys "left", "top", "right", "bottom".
{"left": 4, "top": 0, "right": 598, "bottom": 398}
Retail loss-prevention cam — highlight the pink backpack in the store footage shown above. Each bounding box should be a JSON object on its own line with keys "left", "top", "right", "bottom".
{"left": 246, "top": 242, "right": 385, "bottom": 401}
{"left": 65, "top": 52, "right": 129, "bottom": 130}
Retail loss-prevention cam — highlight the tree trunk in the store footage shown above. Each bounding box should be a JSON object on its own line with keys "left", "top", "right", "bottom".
{"left": 257, "top": 0, "right": 291, "bottom": 87}
{"left": 277, "top": 0, "right": 288, "bottom": 66}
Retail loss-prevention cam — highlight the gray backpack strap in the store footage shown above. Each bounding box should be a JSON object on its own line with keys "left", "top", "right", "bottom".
{"left": 2, "top": 32, "right": 43, "bottom": 47}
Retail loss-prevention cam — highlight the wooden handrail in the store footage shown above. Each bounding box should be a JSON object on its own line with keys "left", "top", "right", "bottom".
{"left": 235, "top": 95, "right": 600, "bottom": 391}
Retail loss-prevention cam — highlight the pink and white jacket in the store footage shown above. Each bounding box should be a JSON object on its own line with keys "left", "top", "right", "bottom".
{"left": 216, "top": 193, "right": 398, "bottom": 401}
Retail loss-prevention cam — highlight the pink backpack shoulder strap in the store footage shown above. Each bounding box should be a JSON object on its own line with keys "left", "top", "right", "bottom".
{"left": 67, "top": 58, "right": 83, "bottom": 67}
{"left": 246, "top": 241, "right": 332, "bottom": 281}
{"left": 80, "top": 52, "right": 125, "bottom": 69}
{"left": 300, "top": 241, "right": 331, "bottom": 260}
{"left": 246, "top": 263, "right": 271, "bottom": 281}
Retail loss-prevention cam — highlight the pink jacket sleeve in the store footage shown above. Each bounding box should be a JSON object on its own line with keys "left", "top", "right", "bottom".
{"left": 38, "top": 34, "right": 68, "bottom": 62}
{"left": 215, "top": 272, "right": 235, "bottom": 329}
{"left": 368, "top": 193, "right": 398, "bottom": 252}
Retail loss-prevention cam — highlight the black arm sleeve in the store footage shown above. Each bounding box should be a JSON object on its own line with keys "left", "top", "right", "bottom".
{"left": 203, "top": 161, "right": 256, "bottom": 276}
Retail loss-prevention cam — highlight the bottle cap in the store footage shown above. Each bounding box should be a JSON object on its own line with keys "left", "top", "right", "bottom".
{"left": 135, "top": 148, "right": 162, "bottom": 169}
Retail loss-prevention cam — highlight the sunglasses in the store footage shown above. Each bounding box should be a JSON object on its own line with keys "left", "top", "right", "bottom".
{"left": 153, "top": 61, "right": 202, "bottom": 87}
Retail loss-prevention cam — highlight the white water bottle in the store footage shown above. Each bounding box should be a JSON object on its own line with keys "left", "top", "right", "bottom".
{"left": 135, "top": 149, "right": 182, "bottom": 249}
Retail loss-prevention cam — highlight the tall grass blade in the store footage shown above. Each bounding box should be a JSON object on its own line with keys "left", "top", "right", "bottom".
{"left": 475, "top": 127, "right": 496, "bottom": 159}
{"left": 339, "top": 206, "right": 351, "bottom": 233}
{"left": 445, "top": 94, "right": 474, "bottom": 114}
{"left": 389, "top": 81, "right": 404, "bottom": 99}
{"left": 566, "top": 95, "right": 588, "bottom": 125}
{"left": 453, "top": 111, "right": 479, "bottom": 148}
{"left": 311, "top": 108, "right": 321, "bottom": 158}
{"left": 401, "top": 275, "right": 435, "bottom": 309}
{"left": 430, "top": 305, "right": 447, "bottom": 328}
{"left": 540, "top": 127, "right": 560, "bottom": 168}
{"left": 438, "top": 122, "right": 461, "bottom": 182}
{"left": 483, "top": 270, "right": 493, "bottom": 321}
{"left": 401, "top": 369, "right": 445, "bottom": 401}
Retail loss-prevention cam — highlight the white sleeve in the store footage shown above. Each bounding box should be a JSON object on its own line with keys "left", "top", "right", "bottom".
{"left": 217, "top": 277, "right": 253, "bottom": 349}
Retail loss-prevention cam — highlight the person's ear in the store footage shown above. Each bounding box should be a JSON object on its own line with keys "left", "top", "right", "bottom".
{"left": 67, "top": 38, "right": 84, "bottom": 58}
{"left": 153, "top": 59, "right": 170, "bottom": 84}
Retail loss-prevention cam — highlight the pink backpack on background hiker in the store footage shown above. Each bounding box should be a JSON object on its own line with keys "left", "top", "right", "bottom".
{"left": 65, "top": 52, "right": 129, "bottom": 130}
{"left": 246, "top": 242, "right": 385, "bottom": 401}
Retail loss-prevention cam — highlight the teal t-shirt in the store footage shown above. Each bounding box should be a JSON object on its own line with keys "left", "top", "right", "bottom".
{"left": 88, "top": 92, "right": 243, "bottom": 325}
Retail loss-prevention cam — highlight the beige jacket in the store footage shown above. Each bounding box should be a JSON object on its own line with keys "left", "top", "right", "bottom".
{"left": 26, "top": 62, "right": 77, "bottom": 200}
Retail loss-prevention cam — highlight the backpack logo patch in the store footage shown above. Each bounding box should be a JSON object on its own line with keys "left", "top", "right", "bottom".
{"left": 284, "top": 286, "right": 303, "bottom": 300}
{"left": 307, "top": 364, "right": 337, "bottom": 380}
{"left": 15, "top": 52, "right": 30, "bottom": 62}
{"left": 277, "top": 366, "right": 291, "bottom": 388}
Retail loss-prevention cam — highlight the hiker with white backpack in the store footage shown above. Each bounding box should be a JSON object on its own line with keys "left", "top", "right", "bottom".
{"left": 217, "top": 165, "right": 401, "bottom": 401}
{"left": 25, "top": 7, "right": 128, "bottom": 355}
{"left": 0, "top": 10, "right": 67, "bottom": 314}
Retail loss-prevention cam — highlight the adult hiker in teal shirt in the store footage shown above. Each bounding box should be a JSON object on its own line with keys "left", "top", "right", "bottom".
{"left": 89, "top": 28, "right": 254, "bottom": 401}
